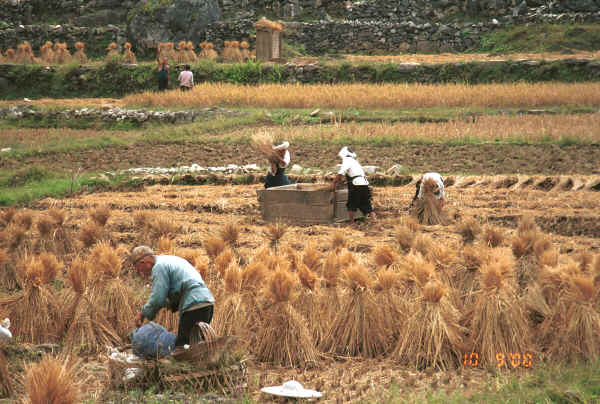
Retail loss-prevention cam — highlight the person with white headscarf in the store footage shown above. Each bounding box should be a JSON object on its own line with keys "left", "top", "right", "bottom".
{"left": 330, "top": 146, "right": 376, "bottom": 223}
{"left": 410, "top": 172, "right": 446, "bottom": 208}
{"left": 265, "top": 141, "right": 291, "bottom": 189}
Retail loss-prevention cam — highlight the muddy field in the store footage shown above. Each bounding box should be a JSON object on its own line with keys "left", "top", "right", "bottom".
{"left": 12, "top": 175, "right": 592, "bottom": 402}
{"left": 3, "top": 142, "right": 600, "bottom": 175}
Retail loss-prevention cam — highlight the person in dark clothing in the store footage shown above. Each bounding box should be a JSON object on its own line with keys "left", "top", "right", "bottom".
{"left": 265, "top": 141, "right": 291, "bottom": 189}
{"left": 157, "top": 57, "right": 170, "bottom": 91}
{"left": 330, "top": 146, "right": 376, "bottom": 223}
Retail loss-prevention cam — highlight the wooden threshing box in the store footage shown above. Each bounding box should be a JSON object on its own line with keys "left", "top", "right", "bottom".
{"left": 256, "top": 183, "right": 362, "bottom": 224}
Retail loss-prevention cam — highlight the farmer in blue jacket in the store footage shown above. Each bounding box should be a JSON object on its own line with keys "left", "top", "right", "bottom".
{"left": 131, "top": 245, "right": 215, "bottom": 346}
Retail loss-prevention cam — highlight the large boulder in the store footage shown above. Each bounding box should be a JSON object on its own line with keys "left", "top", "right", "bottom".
{"left": 127, "top": 0, "right": 220, "bottom": 53}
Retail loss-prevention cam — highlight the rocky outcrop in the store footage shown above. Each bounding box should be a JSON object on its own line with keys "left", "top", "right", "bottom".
{"left": 126, "top": 0, "right": 221, "bottom": 51}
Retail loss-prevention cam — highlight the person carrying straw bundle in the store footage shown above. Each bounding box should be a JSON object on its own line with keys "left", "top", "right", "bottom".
{"left": 253, "top": 133, "right": 291, "bottom": 189}
{"left": 131, "top": 246, "right": 215, "bottom": 347}
{"left": 410, "top": 172, "right": 448, "bottom": 225}
{"left": 330, "top": 146, "right": 376, "bottom": 224}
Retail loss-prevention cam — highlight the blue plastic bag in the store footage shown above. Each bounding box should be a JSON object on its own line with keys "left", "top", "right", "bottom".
{"left": 131, "top": 322, "right": 177, "bottom": 359}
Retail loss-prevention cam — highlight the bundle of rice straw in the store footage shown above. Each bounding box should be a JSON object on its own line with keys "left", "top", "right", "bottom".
{"left": 87, "top": 242, "right": 135, "bottom": 339}
{"left": 215, "top": 248, "right": 234, "bottom": 277}
{"left": 483, "top": 225, "right": 504, "bottom": 248}
{"left": 4, "top": 49, "right": 15, "bottom": 63}
{"left": 73, "top": 42, "right": 87, "bottom": 64}
{"left": 53, "top": 42, "right": 71, "bottom": 64}
{"left": 0, "top": 248, "right": 18, "bottom": 291}
{"left": 230, "top": 41, "right": 243, "bottom": 62}
{"left": 63, "top": 255, "right": 121, "bottom": 354}
{"left": 203, "top": 236, "right": 226, "bottom": 263}
{"left": 23, "top": 355, "right": 81, "bottom": 404}
{"left": 254, "top": 269, "right": 316, "bottom": 367}
{"left": 392, "top": 280, "right": 465, "bottom": 370}
{"left": 374, "top": 268, "right": 406, "bottom": 339}
{"left": 123, "top": 42, "right": 137, "bottom": 64}
{"left": 467, "top": 254, "right": 532, "bottom": 367}
{"left": 411, "top": 178, "right": 449, "bottom": 225}
{"left": 222, "top": 40, "right": 234, "bottom": 61}
{"left": 154, "top": 308, "right": 179, "bottom": 332}
{"left": 456, "top": 217, "right": 481, "bottom": 244}
{"left": 104, "top": 42, "right": 120, "bottom": 63}
{"left": 394, "top": 224, "right": 415, "bottom": 252}
{"left": 39, "top": 41, "right": 54, "bottom": 64}
{"left": 204, "top": 42, "right": 218, "bottom": 59}
{"left": 240, "top": 41, "right": 251, "bottom": 60}
{"left": 251, "top": 131, "right": 280, "bottom": 166}
{"left": 302, "top": 244, "right": 322, "bottom": 272}
{"left": 295, "top": 263, "right": 321, "bottom": 343}
{"left": 175, "top": 41, "right": 187, "bottom": 63}
{"left": 0, "top": 253, "right": 63, "bottom": 343}
{"left": 373, "top": 245, "right": 398, "bottom": 268}
{"left": 0, "top": 50, "right": 4, "bottom": 64}
{"left": 0, "top": 347, "right": 10, "bottom": 398}
{"left": 15, "top": 42, "right": 35, "bottom": 64}
{"left": 212, "top": 264, "right": 250, "bottom": 341}
{"left": 536, "top": 271, "right": 600, "bottom": 361}
{"left": 454, "top": 244, "right": 489, "bottom": 305}
{"left": 320, "top": 265, "right": 390, "bottom": 357}
{"left": 186, "top": 41, "right": 197, "bottom": 61}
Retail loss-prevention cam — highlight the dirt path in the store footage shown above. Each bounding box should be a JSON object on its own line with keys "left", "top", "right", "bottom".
{"left": 3, "top": 142, "right": 599, "bottom": 175}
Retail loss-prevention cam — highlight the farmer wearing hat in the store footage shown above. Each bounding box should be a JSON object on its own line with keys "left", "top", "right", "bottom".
{"left": 330, "top": 146, "right": 376, "bottom": 223}
{"left": 410, "top": 172, "right": 446, "bottom": 209}
{"left": 265, "top": 141, "right": 291, "bottom": 189}
{"left": 131, "top": 246, "right": 214, "bottom": 346}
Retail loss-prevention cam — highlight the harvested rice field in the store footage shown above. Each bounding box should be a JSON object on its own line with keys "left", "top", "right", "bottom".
{"left": 0, "top": 174, "right": 599, "bottom": 402}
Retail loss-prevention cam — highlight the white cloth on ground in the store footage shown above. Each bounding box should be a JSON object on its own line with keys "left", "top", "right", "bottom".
{"left": 418, "top": 172, "right": 445, "bottom": 199}
{"left": 338, "top": 157, "right": 369, "bottom": 186}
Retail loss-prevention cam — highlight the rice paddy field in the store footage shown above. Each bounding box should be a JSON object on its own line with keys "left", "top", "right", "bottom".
{"left": 0, "top": 65, "right": 600, "bottom": 403}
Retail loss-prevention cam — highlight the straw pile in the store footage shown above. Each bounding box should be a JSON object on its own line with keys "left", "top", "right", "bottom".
{"left": 175, "top": 41, "right": 187, "bottom": 63}
{"left": 0, "top": 253, "right": 63, "bottom": 343}
{"left": 23, "top": 355, "right": 81, "bottom": 404}
{"left": 0, "top": 350, "right": 11, "bottom": 398}
{"left": 0, "top": 248, "right": 18, "bottom": 291}
{"left": 53, "top": 42, "right": 71, "bottom": 64}
{"left": 186, "top": 41, "right": 197, "bottom": 61}
{"left": 254, "top": 18, "right": 283, "bottom": 32}
{"left": 222, "top": 41, "right": 233, "bottom": 61}
{"left": 63, "top": 255, "right": 121, "bottom": 354}
{"left": 39, "top": 41, "right": 54, "bottom": 64}
{"left": 240, "top": 41, "right": 250, "bottom": 60}
{"left": 88, "top": 242, "right": 135, "bottom": 339}
{"left": 254, "top": 269, "right": 316, "bottom": 367}
{"left": 4, "top": 49, "right": 15, "bottom": 63}
{"left": 321, "top": 264, "right": 390, "bottom": 357}
{"left": 467, "top": 252, "right": 532, "bottom": 367}
{"left": 411, "top": 178, "right": 449, "bottom": 225}
{"left": 105, "top": 42, "right": 121, "bottom": 62}
{"left": 15, "top": 42, "right": 35, "bottom": 64}
{"left": 230, "top": 41, "right": 243, "bottom": 62}
{"left": 456, "top": 217, "right": 481, "bottom": 244}
{"left": 212, "top": 264, "right": 248, "bottom": 340}
{"left": 123, "top": 42, "right": 137, "bottom": 64}
{"left": 73, "top": 42, "right": 87, "bottom": 64}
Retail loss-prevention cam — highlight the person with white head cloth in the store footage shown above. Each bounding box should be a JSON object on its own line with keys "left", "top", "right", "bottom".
{"left": 264, "top": 141, "right": 291, "bottom": 189}
{"left": 330, "top": 146, "right": 376, "bottom": 223}
{"left": 410, "top": 172, "right": 446, "bottom": 209}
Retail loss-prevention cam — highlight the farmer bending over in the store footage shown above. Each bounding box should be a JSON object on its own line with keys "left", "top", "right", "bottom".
{"left": 132, "top": 245, "right": 214, "bottom": 346}
{"left": 410, "top": 172, "right": 446, "bottom": 210}
{"left": 330, "top": 146, "right": 376, "bottom": 223}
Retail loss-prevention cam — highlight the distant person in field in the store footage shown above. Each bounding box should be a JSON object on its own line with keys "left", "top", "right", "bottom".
{"left": 178, "top": 64, "right": 194, "bottom": 91}
{"left": 330, "top": 146, "right": 376, "bottom": 223}
{"left": 131, "top": 245, "right": 215, "bottom": 347}
{"left": 265, "top": 141, "right": 291, "bottom": 189}
{"left": 410, "top": 172, "right": 446, "bottom": 209}
{"left": 157, "top": 56, "right": 170, "bottom": 91}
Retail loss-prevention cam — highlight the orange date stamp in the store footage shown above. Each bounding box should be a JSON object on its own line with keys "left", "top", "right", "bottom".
{"left": 463, "top": 352, "right": 533, "bottom": 368}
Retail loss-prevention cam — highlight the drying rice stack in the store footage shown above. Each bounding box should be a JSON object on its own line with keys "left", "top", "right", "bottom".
{"left": 89, "top": 242, "right": 135, "bottom": 339}
{"left": 456, "top": 217, "right": 481, "bottom": 244}
{"left": 230, "top": 41, "right": 243, "bottom": 62}
{"left": 222, "top": 41, "right": 233, "bottom": 61}
{"left": 123, "top": 42, "right": 137, "bottom": 64}
{"left": 4, "top": 49, "right": 15, "bottom": 63}
{"left": 0, "top": 348, "right": 10, "bottom": 398}
{"left": 105, "top": 42, "right": 120, "bottom": 62}
{"left": 255, "top": 268, "right": 316, "bottom": 367}
{"left": 186, "top": 41, "right": 197, "bottom": 61}
{"left": 39, "top": 41, "right": 54, "bottom": 64}
{"left": 23, "top": 355, "right": 81, "bottom": 404}
{"left": 372, "top": 245, "right": 398, "bottom": 269}
{"left": 176, "top": 41, "right": 187, "bottom": 63}
{"left": 73, "top": 42, "right": 88, "bottom": 64}
{"left": 455, "top": 244, "right": 489, "bottom": 305}
{"left": 374, "top": 268, "right": 405, "bottom": 339}
{"left": 213, "top": 264, "right": 244, "bottom": 338}
{"left": 468, "top": 250, "right": 532, "bottom": 367}
{"left": 204, "top": 42, "right": 218, "bottom": 59}
{"left": 321, "top": 264, "right": 390, "bottom": 357}
{"left": 0, "top": 248, "right": 18, "bottom": 291}
{"left": 240, "top": 41, "right": 251, "bottom": 60}
{"left": 63, "top": 255, "right": 121, "bottom": 354}
{"left": 392, "top": 279, "right": 465, "bottom": 370}
{"left": 15, "top": 42, "right": 35, "bottom": 64}
{"left": 54, "top": 42, "right": 72, "bottom": 64}
{"left": 0, "top": 253, "right": 63, "bottom": 343}
{"left": 394, "top": 224, "right": 415, "bottom": 252}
